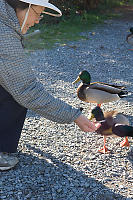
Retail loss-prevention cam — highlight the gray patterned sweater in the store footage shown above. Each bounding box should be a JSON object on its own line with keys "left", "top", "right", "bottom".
{"left": 0, "top": 0, "right": 81, "bottom": 124}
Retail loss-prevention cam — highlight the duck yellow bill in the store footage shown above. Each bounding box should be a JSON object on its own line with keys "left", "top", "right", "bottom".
{"left": 89, "top": 113, "right": 95, "bottom": 120}
{"left": 72, "top": 76, "right": 81, "bottom": 84}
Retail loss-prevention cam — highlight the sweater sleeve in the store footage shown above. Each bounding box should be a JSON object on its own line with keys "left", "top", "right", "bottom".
{"left": 0, "top": 23, "right": 81, "bottom": 124}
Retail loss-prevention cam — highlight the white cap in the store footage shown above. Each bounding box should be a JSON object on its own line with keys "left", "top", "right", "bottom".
{"left": 19, "top": 0, "right": 62, "bottom": 17}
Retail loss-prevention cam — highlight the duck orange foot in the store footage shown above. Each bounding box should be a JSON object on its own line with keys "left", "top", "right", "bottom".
{"left": 98, "top": 146, "right": 110, "bottom": 154}
{"left": 120, "top": 137, "right": 129, "bottom": 147}
{"left": 97, "top": 104, "right": 101, "bottom": 107}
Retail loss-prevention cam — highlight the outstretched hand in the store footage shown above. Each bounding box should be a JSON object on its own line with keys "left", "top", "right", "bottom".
{"left": 74, "top": 114, "right": 101, "bottom": 132}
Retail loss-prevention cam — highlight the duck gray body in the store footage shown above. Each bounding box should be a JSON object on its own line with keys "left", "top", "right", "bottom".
{"left": 90, "top": 106, "right": 130, "bottom": 137}
{"left": 78, "top": 82, "right": 127, "bottom": 104}
{"left": 89, "top": 106, "right": 131, "bottom": 153}
{"left": 97, "top": 113, "right": 129, "bottom": 137}
{"left": 113, "top": 113, "right": 129, "bottom": 126}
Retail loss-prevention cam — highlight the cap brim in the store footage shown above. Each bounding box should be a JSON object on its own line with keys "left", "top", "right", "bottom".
{"left": 19, "top": 0, "right": 62, "bottom": 17}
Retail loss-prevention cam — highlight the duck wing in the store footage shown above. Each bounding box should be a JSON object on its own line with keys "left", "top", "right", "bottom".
{"left": 113, "top": 113, "right": 129, "bottom": 125}
{"left": 104, "top": 110, "right": 117, "bottom": 118}
{"left": 112, "top": 124, "right": 133, "bottom": 137}
{"left": 96, "top": 82, "right": 126, "bottom": 89}
{"left": 89, "top": 82, "right": 126, "bottom": 95}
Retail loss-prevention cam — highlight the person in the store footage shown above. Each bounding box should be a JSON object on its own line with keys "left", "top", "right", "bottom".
{"left": 0, "top": 0, "right": 98, "bottom": 171}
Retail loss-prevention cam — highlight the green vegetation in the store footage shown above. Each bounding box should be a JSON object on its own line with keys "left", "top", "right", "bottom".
{"left": 24, "top": 13, "right": 111, "bottom": 50}
{"left": 24, "top": 0, "right": 133, "bottom": 50}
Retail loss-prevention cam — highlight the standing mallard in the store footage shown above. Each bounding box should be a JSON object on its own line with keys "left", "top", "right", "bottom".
{"left": 126, "top": 27, "right": 133, "bottom": 46}
{"left": 73, "top": 70, "right": 128, "bottom": 107}
{"left": 89, "top": 106, "right": 130, "bottom": 153}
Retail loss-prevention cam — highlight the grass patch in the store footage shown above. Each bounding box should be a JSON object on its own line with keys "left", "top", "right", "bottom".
{"left": 24, "top": 13, "right": 113, "bottom": 50}
{"left": 24, "top": 1, "right": 132, "bottom": 50}
{"left": 25, "top": 15, "right": 98, "bottom": 49}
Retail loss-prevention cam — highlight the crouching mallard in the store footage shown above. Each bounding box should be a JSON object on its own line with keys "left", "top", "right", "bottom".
{"left": 126, "top": 27, "right": 133, "bottom": 47}
{"left": 89, "top": 106, "right": 130, "bottom": 153}
{"left": 73, "top": 70, "right": 128, "bottom": 107}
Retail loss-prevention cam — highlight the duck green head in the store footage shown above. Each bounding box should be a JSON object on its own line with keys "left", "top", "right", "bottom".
{"left": 89, "top": 106, "right": 105, "bottom": 121}
{"left": 73, "top": 70, "right": 91, "bottom": 84}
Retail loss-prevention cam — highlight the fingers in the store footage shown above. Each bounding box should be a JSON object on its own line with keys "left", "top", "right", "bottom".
{"left": 88, "top": 122, "right": 98, "bottom": 131}
{"left": 82, "top": 122, "right": 99, "bottom": 132}
{"left": 95, "top": 122, "right": 101, "bottom": 129}
{"left": 74, "top": 114, "right": 101, "bottom": 133}
{"left": 82, "top": 126, "right": 94, "bottom": 132}
{"left": 86, "top": 121, "right": 101, "bottom": 132}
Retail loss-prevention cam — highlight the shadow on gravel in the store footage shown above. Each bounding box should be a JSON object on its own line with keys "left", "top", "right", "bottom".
{"left": 7, "top": 144, "right": 128, "bottom": 200}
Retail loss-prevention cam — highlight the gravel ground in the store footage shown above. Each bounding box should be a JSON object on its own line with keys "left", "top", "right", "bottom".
{"left": 1, "top": 14, "right": 133, "bottom": 200}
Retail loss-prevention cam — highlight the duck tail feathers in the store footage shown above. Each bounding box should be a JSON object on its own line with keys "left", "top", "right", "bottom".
{"left": 113, "top": 85, "right": 126, "bottom": 89}
{"left": 118, "top": 90, "right": 131, "bottom": 98}
{"left": 112, "top": 124, "right": 133, "bottom": 137}
{"left": 104, "top": 110, "right": 117, "bottom": 118}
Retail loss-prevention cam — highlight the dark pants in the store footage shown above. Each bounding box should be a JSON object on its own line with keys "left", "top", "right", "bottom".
{"left": 0, "top": 86, "right": 27, "bottom": 153}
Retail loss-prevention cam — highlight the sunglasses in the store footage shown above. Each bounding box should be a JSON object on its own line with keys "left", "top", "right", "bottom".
{"left": 31, "top": 7, "right": 44, "bottom": 20}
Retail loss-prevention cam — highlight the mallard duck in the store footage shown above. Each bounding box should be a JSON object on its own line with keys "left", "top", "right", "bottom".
{"left": 73, "top": 70, "right": 128, "bottom": 107}
{"left": 89, "top": 106, "right": 130, "bottom": 153}
{"left": 126, "top": 27, "right": 133, "bottom": 47}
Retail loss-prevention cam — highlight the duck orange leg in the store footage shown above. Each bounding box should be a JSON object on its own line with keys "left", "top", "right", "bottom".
{"left": 98, "top": 136, "right": 110, "bottom": 154}
{"left": 120, "top": 136, "right": 129, "bottom": 147}
{"left": 97, "top": 104, "right": 101, "bottom": 107}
